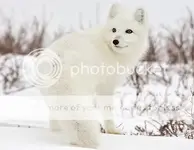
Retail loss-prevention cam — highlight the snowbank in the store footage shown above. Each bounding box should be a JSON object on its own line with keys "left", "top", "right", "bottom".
{"left": 1, "top": 126, "right": 194, "bottom": 150}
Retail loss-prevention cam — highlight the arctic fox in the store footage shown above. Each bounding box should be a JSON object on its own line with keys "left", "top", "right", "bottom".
{"left": 40, "top": 3, "right": 149, "bottom": 149}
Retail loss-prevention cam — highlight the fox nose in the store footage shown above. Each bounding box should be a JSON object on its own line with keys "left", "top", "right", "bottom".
{"left": 113, "top": 39, "right": 119, "bottom": 45}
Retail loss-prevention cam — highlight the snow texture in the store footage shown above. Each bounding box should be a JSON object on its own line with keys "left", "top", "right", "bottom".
{"left": 1, "top": 126, "right": 194, "bottom": 150}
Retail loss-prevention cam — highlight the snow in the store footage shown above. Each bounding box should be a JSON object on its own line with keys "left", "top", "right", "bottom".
{"left": 0, "top": 60, "right": 194, "bottom": 149}
{"left": 0, "top": 92, "right": 194, "bottom": 150}
{"left": 0, "top": 95, "right": 48, "bottom": 124}
{"left": 1, "top": 126, "right": 194, "bottom": 150}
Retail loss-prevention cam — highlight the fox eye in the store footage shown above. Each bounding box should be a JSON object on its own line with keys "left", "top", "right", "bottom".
{"left": 112, "top": 28, "right": 117, "bottom": 33}
{"left": 126, "top": 29, "right": 133, "bottom": 34}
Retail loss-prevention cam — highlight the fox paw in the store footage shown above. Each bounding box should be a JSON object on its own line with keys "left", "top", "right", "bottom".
{"left": 106, "top": 128, "right": 123, "bottom": 134}
{"left": 104, "top": 121, "right": 124, "bottom": 135}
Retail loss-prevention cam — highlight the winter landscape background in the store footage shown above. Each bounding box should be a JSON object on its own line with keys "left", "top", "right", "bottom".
{"left": 0, "top": 0, "right": 194, "bottom": 149}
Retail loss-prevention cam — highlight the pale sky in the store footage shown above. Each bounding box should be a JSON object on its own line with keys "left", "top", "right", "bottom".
{"left": 0, "top": 0, "right": 193, "bottom": 33}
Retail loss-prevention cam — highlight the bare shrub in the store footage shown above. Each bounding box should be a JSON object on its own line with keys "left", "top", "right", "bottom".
{"left": 0, "top": 17, "right": 55, "bottom": 94}
{"left": 133, "top": 120, "right": 194, "bottom": 139}
{"left": 0, "top": 17, "right": 48, "bottom": 55}
{"left": 163, "top": 8, "right": 194, "bottom": 64}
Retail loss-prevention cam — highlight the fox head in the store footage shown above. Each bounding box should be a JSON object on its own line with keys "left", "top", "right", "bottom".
{"left": 103, "top": 3, "right": 149, "bottom": 54}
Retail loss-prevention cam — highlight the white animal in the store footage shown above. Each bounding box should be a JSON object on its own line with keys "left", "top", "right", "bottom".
{"left": 40, "top": 3, "right": 149, "bottom": 149}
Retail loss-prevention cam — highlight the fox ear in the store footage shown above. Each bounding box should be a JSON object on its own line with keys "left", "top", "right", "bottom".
{"left": 108, "top": 3, "right": 122, "bottom": 19}
{"left": 134, "top": 8, "right": 146, "bottom": 24}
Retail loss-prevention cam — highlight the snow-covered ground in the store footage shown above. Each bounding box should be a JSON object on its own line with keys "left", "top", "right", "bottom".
{"left": 1, "top": 58, "right": 194, "bottom": 135}
{"left": 0, "top": 55, "right": 194, "bottom": 149}
{"left": 1, "top": 126, "right": 194, "bottom": 150}
{"left": 0, "top": 88, "right": 194, "bottom": 150}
